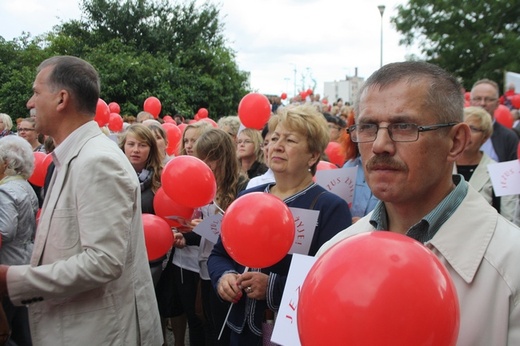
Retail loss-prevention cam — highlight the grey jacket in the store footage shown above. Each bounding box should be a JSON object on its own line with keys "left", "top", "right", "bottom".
{"left": 0, "top": 177, "right": 38, "bottom": 265}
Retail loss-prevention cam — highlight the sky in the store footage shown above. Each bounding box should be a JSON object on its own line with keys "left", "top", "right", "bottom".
{"left": 0, "top": 0, "right": 421, "bottom": 99}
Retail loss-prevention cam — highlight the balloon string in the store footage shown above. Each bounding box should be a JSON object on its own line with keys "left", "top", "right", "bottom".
{"left": 213, "top": 200, "right": 225, "bottom": 215}
{"left": 218, "top": 266, "right": 249, "bottom": 340}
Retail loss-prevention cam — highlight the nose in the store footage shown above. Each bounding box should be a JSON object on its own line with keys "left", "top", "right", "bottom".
{"left": 371, "top": 127, "right": 395, "bottom": 155}
{"left": 27, "top": 96, "right": 34, "bottom": 110}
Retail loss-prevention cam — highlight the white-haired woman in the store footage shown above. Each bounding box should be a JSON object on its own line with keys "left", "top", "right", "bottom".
{"left": 0, "top": 135, "right": 39, "bottom": 345}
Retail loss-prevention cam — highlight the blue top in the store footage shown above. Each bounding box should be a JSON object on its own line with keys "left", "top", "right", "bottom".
{"left": 343, "top": 156, "right": 379, "bottom": 218}
{"left": 208, "top": 182, "right": 352, "bottom": 337}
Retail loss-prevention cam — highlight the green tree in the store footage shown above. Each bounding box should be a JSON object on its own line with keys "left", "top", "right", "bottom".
{"left": 0, "top": 0, "right": 249, "bottom": 125}
{"left": 52, "top": 0, "right": 250, "bottom": 117}
{"left": 392, "top": 0, "right": 520, "bottom": 90}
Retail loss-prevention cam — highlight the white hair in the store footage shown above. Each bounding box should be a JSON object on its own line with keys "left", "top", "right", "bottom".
{"left": 0, "top": 135, "right": 35, "bottom": 179}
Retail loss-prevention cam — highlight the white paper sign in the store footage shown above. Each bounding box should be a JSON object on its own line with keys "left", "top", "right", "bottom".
{"left": 487, "top": 160, "right": 520, "bottom": 196}
{"left": 271, "top": 254, "right": 316, "bottom": 346}
{"left": 192, "top": 213, "right": 223, "bottom": 244}
{"left": 288, "top": 207, "right": 320, "bottom": 255}
{"left": 315, "top": 165, "right": 357, "bottom": 207}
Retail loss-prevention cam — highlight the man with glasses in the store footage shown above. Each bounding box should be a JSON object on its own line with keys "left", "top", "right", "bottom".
{"left": 470, "top": 79, "right": 518, "bottom": 162}
{"left": 317, "top": 61, "right": 520, "bottom": 345}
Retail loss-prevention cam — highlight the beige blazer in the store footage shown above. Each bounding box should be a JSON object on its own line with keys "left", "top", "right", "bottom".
{"left": 317, "top": 185, "right": 520, "bottom": 346}
{"left": 7, "top": 122, "right": 162, "bottom": 345}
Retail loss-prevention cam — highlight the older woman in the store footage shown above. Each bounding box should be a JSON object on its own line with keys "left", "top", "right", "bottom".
{"left": 0, "top": 114, "right": 14, "bottom": 138}
{"left": 0, "top": 135, "right": 39, "bottom": 345}
{"left": 455, "top": 106, "right": 517, "bottom": 221}
{"left": 208, "top": 104, "right": 352, "bottom": 345}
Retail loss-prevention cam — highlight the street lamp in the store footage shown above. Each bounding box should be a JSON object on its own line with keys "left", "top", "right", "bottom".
{"left": 378, "top": 5, "right": 386, "bottom": 68}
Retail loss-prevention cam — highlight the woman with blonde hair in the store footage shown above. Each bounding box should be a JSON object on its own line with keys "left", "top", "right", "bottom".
{"left": 209, "top": 104, "right": 351, "bottom": 345}
{"left": 236, "top": 128, "right": 268, "bottom": 179}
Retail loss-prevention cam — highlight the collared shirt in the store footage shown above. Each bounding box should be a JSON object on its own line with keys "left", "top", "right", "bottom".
{"left": 369, "top": 175, "right": 468, "bottom": 243}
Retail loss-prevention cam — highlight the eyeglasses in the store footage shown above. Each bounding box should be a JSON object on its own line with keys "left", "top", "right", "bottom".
{"left": 236, "top": 139, "right": 253, "bottom": 145}
{"left": 471, "top": 97, "right": 498, "bottom": 104}
{"left": 346, "top": 122, "right": 458, "bottom": 143}
{"left": 468, "top": 125, "right": 485, "bottom": 133}
{"left": 17, "top": 128, "right": 36, "bottom": 132}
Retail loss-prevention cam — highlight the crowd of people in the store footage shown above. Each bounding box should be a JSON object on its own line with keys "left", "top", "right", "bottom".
{"left": 0, "top": 55, "right": 518, "bottom": 346}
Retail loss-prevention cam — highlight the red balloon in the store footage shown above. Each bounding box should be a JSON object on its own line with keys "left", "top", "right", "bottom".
{"left": 161, "top": 123, "right": 182, "bottom": 156}
{"left": 153, "top": 187, "right": 194, "bottom": 228}
{"left": 464, "top": 91, "right": 471, "bottom": 101}
{"left": 281, "top": 92, "right": 287, "bottom": 100}
{"left": 163, "top": 115, "right": 174, "bottom": 123}
{"left": 511, "top": 94, "right": 520, "bottom": 109}
{"left": 324, "top": 142, "right": 345, "bottom": 167}
{"left": 306, "top": 88, "right": 313, "bottom": 95}
{"left": 238, "top": 93, "right": 272, "bottom": 130}
{"left": 161, "top": 156, "right": 217, "bottom": 208}
{"left": 142, "top": 213, "right": 174, "bottom": 261}
{"left": 316, "top": 160, "right": 338, "bottom": 171}
{"left": 29, "top": 152, "right": 52, "bottom": 187}
{"left": 95, "top": 99, "right": 110, "bottom": 127}
{"left": 178, "top": 123, "right": 188, "bottom": 134}
{"left": 494, "top": 104, "right": 513, "bottom": 128}
{"left": 197, "top": 108, "right": 209, "bottom": 119}
{"left": 199, "top": 117, "right": 218, "bottom": 128}
{"left": 108, "top": 102, "right": 121, "bottom": 114}
{"left": 220, "top": 192, "right": 295, "bottom": 268}
{"left": 108, "top": 113, "right": 123, "bottom": 132}
{"left": 298, "top": 232, "right": 460, "bottom": 346}
{"left": 143, "top": 96, "right": 162, "bottom": 118}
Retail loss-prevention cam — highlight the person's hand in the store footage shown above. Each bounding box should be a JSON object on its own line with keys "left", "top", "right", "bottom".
{"left": 217, "top": 273, "right": 243, "bottom": 303}
{"left": 237, "top": 271, "right": 269, "bottom": 300}
{"left": 173, "top": 232, "right": 186, "bottom": 248}
{"left": 188, "top": 218, "right": 203, "bottom": 229}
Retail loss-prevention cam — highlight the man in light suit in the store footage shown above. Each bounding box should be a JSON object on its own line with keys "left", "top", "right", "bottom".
{"left": 0, "top": 56, "right": 163, "bottom": 345}
{"left": 317, "top": 62, "right": 520, "bottom": 344}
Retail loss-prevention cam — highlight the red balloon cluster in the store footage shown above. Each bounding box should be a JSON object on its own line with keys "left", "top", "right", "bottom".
{"left": 220, "top": 192, "right": 295, "bottom": 268}
{"left": 29, "top": 152, "right": 53, "bottom": 187}
{"left": 298, "top": 231, "right": 460, "bottom": 346}
{"left": 494, "top": 105, "right": 513, "bottom": 128}
{"left": 281, "top": 92, "right": 287, "bottom": 100}
{"left": 238, "top": 93, "right": 272, "bottom": 130}
{"left": 144, "top": 96, "right": 162, "bottom": 118}
{"left": 161, "top": 156, "right": 217, "bottom": 209}
{"left": 142, "top": 213, "right": 174, "bottom": 261}
{"left": 95, "top": 99, "right": 110, "bottom": 127}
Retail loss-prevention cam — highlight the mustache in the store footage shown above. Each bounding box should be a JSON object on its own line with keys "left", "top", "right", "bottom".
{"left": 366, "top": 155, "right": 407, "bottom": 171}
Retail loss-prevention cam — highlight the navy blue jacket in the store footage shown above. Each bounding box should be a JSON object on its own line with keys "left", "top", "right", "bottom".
{"left": 208, "top": 183, "right": 352, "bottom": 336}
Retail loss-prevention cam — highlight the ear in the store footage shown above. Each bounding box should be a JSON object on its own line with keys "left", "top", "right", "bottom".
{"left": 308, "top": 151, "right": 321, "bottom": 168}
{"left": 447, "top": 123, "right": 471, "bottom": 163}
{"left": 56, "top": 90, "right": 69, "bottom": 111}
